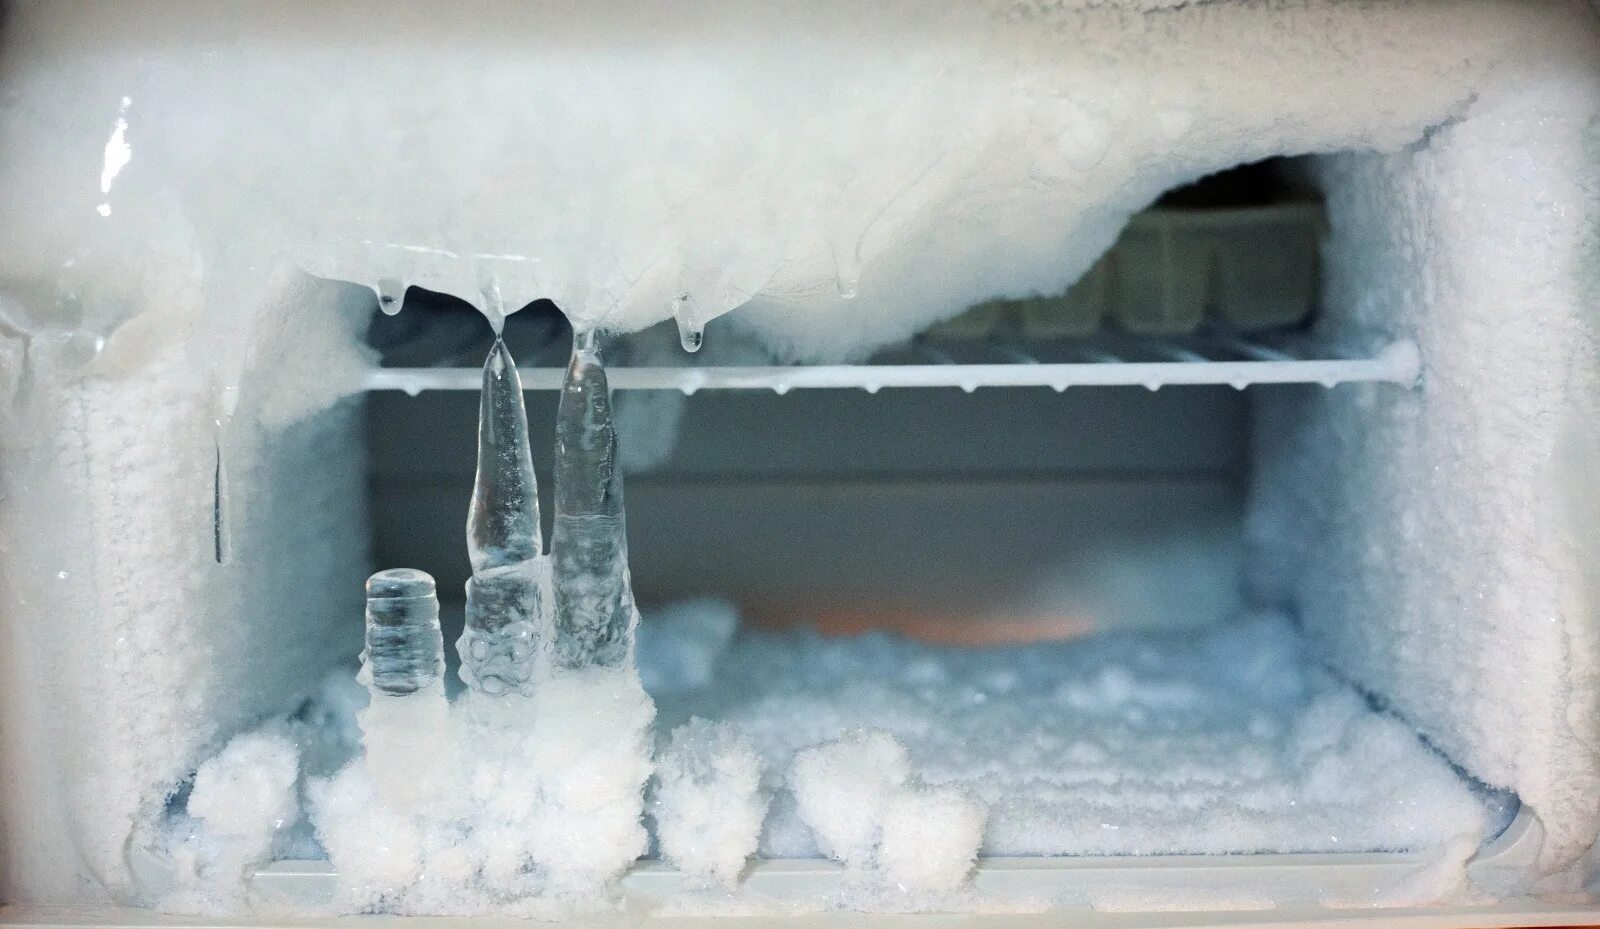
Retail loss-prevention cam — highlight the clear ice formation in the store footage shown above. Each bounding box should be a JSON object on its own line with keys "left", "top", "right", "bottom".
{"left": 672, "top": 297, "right": 703, "bottom": 352}
{"left": 460, "top": 338, "right": 546, "bottom": 697}
{"left": 362, "top": 568, "right": 444, "bottom": 696}
{"left": 552, "top": 329, "right": 638, "bottom": 669}
{"left": 360, "top": 568, "right": 455, "bottom": 814}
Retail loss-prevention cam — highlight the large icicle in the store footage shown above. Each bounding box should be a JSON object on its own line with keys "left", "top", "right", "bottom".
{"left": 459, "top": 337, "right": 546, "bottom": 697}
{"left": 551, "top": 329, "right": 638, "bottom": 669}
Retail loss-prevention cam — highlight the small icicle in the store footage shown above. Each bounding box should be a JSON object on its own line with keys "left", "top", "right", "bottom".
{"left": 831, "top": 243, "right": 860, "bottom": 300}
{"left": 551, "top": 329, "right": 638, "bottom": 669}
{"left": 478, "top": 267, "right": 508, "bottom": 336}
{"left": 359, "top": 568, "right": 453, "bottom": 812}
{"left": 376, "top": 278, "right": 405, "bottom": 316}
{"left": 212, "top": 420, "right": 231, "bottom": 565}
{"left": 459, "top": 337, "right": 546, "bottom": 698}
{"left": 672, "top": 296, "right": 703, "bottom": 353}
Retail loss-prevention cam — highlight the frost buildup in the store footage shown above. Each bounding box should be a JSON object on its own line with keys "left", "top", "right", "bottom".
{"left": 788, "top": 728, "right": 988, "bottom": 895}
{"left": 551, "top": 329, "right": 638, "bottom": 669}
{"left": 460, "top": 337, "right": 547, "bottom": 697}
{"left": 652, "top": 719, "right": 768, "bottom": 889}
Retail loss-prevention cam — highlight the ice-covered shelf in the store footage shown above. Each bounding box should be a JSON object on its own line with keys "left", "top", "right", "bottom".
{"left": 364, "top": 335, "right": 1421, "bottom": 395}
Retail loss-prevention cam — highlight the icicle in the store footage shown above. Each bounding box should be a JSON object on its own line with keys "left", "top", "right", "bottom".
{"left": 359, "top": 568, "right": 453, "bottom": 812}
{"left": 672, "top": 295, "right": 703, "bottom": 353}
{"left": 831, "top": 242, "right": 860, "bottom": 300}
{"left": 551, "top": 329, "right": 638, "bottom": 669}
{"left": 459, "top": 337, "right": 546, "bottom": 698}
{"left": 478, "top": 266, "right": 508, "bottom": 336}
{"left": 212, "top": 419, "right": 231, "bottom": 565}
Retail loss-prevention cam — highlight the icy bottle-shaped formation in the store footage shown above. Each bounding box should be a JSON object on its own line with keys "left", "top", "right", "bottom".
{"left": 363, "top": 568, "right": 445, "bottom": 695}
{"left": 460, "top": 338, "right": 546, "bottom": 697}
{"left": 360, "top": 568, "right": 453, "bottom": 812}
{"left": 551, "top": 329, "right": 638, "bottom": 669}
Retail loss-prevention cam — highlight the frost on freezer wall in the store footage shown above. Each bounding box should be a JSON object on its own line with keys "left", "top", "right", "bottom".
{"left": 0, "top": 269, "right": 374, "bottom": 903}
{"left": 1247, "top": 22, "right": 1600, "bottom": 885}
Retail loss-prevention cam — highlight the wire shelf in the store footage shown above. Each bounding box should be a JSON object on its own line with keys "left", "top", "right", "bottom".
{"left": 364, "top": 335, "right": 1420, "bottom": 396}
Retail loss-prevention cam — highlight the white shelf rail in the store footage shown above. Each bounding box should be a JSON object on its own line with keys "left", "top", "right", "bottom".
{"left": 364, "top": 338, "right": 1421, "bottom": 396}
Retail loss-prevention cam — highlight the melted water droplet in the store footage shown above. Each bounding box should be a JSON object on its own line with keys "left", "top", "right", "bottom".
{"left": 376, "top": 278, "right": 405, "bottom": 316}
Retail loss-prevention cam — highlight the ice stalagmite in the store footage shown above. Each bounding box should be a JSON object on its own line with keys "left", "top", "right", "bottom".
{"left": 460, "top": 337, "right": 546, "bottom": 697}
{"left": 552, "top": 329, "right": 638, "bottom": 669}
{"left": 359, "top": 568, "right": 452, "bottom": 812}
{"left": 363, "top": 569, "right": 446, "bottom": 696}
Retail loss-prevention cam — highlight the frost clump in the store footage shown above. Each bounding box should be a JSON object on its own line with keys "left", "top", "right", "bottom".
{"left": 307, "top": 668, "right": 655, "bottom": 914}
{"left": 652, "top": 718, "right": 768, "bottom": 888}
{"left": 788, "top": 728, "right": 987, "bottom": 894}
{"left": 166, "top": 731, "right": 300, "bottom": 905}
{"left": 879, "top": 784, "right": 988, "bottom": 894}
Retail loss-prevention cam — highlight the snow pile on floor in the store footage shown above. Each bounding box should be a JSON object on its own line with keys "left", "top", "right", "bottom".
{"left": 309, "top": 668, "right": 654, "bottom": 916}
{"left": 142, "top": 603, "right": 1499, "bottom": 914}
{"left": 164, "top": 732, "right": 300, "bottom": 907}
{"left": 652, "top": 718, "right": 768, "bottom": 889}
{"left": 789, "top": 729, "right": 986, "bottom": 894}
{"left": 644, "top": 606, "right": 1492, "bottom": 859}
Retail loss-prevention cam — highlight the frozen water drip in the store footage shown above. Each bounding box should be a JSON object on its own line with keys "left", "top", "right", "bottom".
{"left": 460, "top": 337, "right": 547, "bottom": 698}
{"left": 551, "top": 329, "right": 639, "bottom": 669}
{"left": 672, "top": 297, "right": 704, "bottom": 352}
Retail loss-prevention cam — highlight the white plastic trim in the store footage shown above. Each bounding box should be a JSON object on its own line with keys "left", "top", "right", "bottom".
{"left": 10, "top": 900, "right": 1600, "bottom": 929}
{"left": 150, "top": 810, "right": 1547, "bottom": 908}
{"left": 364, "top": 340, "right": 1422, "bottom": 396}
{"left": 87, "top": 812, "right": 1599, "bottom": 927}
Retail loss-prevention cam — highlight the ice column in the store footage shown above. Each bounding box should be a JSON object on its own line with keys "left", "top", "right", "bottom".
{"left": 552, "top": 329, "right": 638, "bottom": 669}
{"left": 360, "top": 568, "right": 452, "bottom": 812}
{"left": 460, "top": 338, "right": 547, "bottom": 697}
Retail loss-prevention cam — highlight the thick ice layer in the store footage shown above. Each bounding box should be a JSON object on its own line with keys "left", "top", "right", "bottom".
{"left": 643, "top": 608, "right": 1492, "bottom": 858}
{"left": 0, "top": 3, "right": 1572, "bottom": 359}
